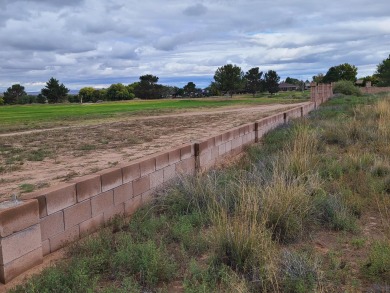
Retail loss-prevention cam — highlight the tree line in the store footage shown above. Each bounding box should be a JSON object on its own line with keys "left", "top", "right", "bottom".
{"left": 1, "top": 54, "right": 389, "bottom": 105}
{"left": 312, "top": 54, "right": 390, "bottom": 87}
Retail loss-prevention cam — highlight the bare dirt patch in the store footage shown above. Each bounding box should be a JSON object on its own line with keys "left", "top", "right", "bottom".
{"left": 0, "top": 102, "right": 308, "bottom": 201}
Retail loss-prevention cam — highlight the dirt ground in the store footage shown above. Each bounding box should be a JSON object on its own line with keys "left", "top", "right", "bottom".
{"left": 0, "top": 102, "right": 308, "bottom": 201}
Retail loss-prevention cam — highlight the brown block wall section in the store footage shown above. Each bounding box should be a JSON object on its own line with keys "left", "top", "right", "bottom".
{"left": 0, "top": 95, "right": 331, "bottom": 283}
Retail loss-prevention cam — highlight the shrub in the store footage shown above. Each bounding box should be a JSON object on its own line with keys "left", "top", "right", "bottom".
{"left": 314, "top": 193, "right": 357, "bottom": 231}
{"left": 112, "top": 237, "right": 177, "bottom": 286}
{"left": 0, "top": 96, "right": 4, "bottom": 105}
{"left": 280, "top": 250, "right": 321, "bottom": 293}
{"left": 333, "top": 80, "right": 362, "bottom": 96}
{"left": 9, "top": 259, "right": 98, "bottom": 293}
{"left": 363, "top": 241, "right": 390, "bottom": 281}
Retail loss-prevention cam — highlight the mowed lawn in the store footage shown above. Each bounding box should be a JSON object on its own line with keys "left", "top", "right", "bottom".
{"left": 0, "top": 93, "right": 308, "bottom": 133}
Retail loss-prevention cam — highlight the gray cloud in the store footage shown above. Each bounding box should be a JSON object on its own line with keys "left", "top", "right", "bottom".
{"left": 0, "top": 0, "right": 389, "bottom": 91}
{"left": 183, "top": 4, "right": 208, "bottom": 16}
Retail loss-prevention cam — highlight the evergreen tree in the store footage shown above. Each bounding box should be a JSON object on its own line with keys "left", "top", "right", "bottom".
{"left": 244, "top": 67, "right": 263, "bottom": 97}
{"left": 41, "top": 77, "right": 69, "bottom": 103}
{"left": 213, "top": 64, "right": 244, "bottom": 98}
{"left": 264, "top": 70, "right": 280, "bottom": 95}
{"left": 3, "top": 84, "right": 27, "bottom": 104}
{"left": 375, "top": 54, "right": 390, "bottom": 86}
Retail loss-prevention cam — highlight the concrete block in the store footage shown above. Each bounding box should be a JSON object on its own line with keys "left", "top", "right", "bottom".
{"left": 122, "top": 162, "right": 141, "bottom": 183}
{"left": 24, "top": 192, "right": 47, "bottom": 218}
{"left": 232, "top": 128, "right": 240, "bottom": 139}
{"left": 141, "top": 190, "right": 154, "bottom": 206}
{"left": 113, "top": 182, "right": 133, "bottom": 205}
{"left": 211, "top": 146, "right": 219, "bottom": 160}
{"left": 140, "top": 157, "right": 156, "bottom": 177}
{"left": 198, "top": 140, "right": 209, "bottom": 155}
{"left": 163, "top": 165, "right": 176, "bottom": 182}
{"left": 64, "top": 200, "right": 91, "bottom": 230}
{"left": 91, "top": 191, "right": 114, "bottom": 217}
{"left": 41, "top": 183, "right": 77, "bottom": 215}
{"left": 40, "top": 211, "right": 64, "bottom": 241}
{"left": 222, "top": 130, "right": 233, "bottom": 143}
{"left": 49, "top": 225, "right": 79, "bottom": 252}
{"left": 42, "top": 239, "right": 50, "bottom": 256}
{"left": 225, "top": 141, "right": 232, "bottom": 153}
{"left": 80, "top": 214, "right": 104, "bottom": 237}
{"left": 199, "top": 150, "right": 212, "bottom": 168}
{"left": 73, "top": 174, "right": 101, "bottom": 202}
{"left": 176, "top": 157, "right": 196, "bottom": 175}
{"left": 104, "top": 203, "right": 125, "bottom": 223}
{"left": 124, "top": 196, "right": 142, "bottom": 216}
{"left": 169, "top": 148, "right": 181, "bottom": 165}
{"left": 133, "top": 175, "right": 150, "bottom": 196}
{"left": 0, "top": 200, "right": 39, "bottom": 238}
{"left": 0, "top": 247, "right": 43, "bottom": 284}
{"left": 214, "top": 134, "right": 223, "bottom": 146}
{"left": 150, "top": 169, "right": 164, "bottom": 189}
{"left": 180, "top": 144, "right": 194, "bottom": 160}
{"left": 219, "top": 143, "right": 226, "bottom": 156}
{"left": 239, "top": 125, "right": 247, "bottom": 136}
{"left": 231, "top": 137, "right": 243, "bottom": 150}
{"left": 0, "top": 224, "right": 41, "bottom": 265}
{"left": 100, "top": 168, "right": 123, "bottom": 192}
{"left": 155, "top": 152, "right": 169, "bottom": 170}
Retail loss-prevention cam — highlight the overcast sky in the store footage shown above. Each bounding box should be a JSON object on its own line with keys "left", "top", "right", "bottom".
{"left": 1, "top": 0, "right": 389, "bottom": 92}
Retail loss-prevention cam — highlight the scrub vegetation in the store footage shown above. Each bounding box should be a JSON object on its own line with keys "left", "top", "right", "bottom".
{"left": 10, "top": 92, "right": 390, "bottom": 292}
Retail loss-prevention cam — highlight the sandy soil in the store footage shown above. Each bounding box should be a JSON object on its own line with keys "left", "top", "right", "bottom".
{"left": 0, "top": 102, "right": 308, "bottom": 201}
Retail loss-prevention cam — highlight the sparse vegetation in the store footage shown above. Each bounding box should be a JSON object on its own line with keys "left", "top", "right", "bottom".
{"left": 10, "top": 92, "right": 390, "bottom": 292}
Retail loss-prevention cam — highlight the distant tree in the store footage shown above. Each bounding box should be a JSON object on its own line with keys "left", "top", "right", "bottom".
{"left": 204, "top": 82, "right": 221, "bottom": 96}
{"left": 41, "top": 77, "right": 69, "bottom": 103}
{"left": 78, "top": 87, "right": 96, "bottom": 103}
{"left": 3, "top": 84, "right": 27, "bottom": 104}
{"left": 362, "top": 75, "right": 380, "bottom": 86}
{"left": 134, "top": 74, "right": 161, "bottom": 99}
{"left": 264, "top": 70, "right": 280, "bottom": 95}
{"left": 17, "top": 95, "right": 36, "bottom": 104}
{"left": 183, "top": 82, "right": 197, "bottom": 97}
{"left": 312, "top": 73, "right": 324, "bottom": 83}
{"left": 159, "top": 85, "right": 177, "bottom": 98}
{"left": 175, "top": 87, "right": 185, "bottom": 97}
{"left": 323, "top": 63, "right": 358, "bottom": 83}
{"left": 375, "top": 54, "right": 390, "bottom": 86}
{"left": 244, "top": 67, "right": 263, "bottom": 97}
{"left": 106, "top": 83, "right": 134, "bottom": 101}
{"left": 285, "top": 77, "right": 300, "bottom": 85}
{"left": 94, "top": 89, "right": 107, "bottom": 101}
{"left": 213, "top": 64, "right": 244, "bottom": 98}
{"left": 36, "top": 94, "right": 46, "bottom": 104}
{"left": 0, "top": 97, "right": 4, "bottom": 105}
{"left": 67, "top": 95, "right": 80, "bottom": 103}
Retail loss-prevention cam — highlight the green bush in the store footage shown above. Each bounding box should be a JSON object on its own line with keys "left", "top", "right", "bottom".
{"left": 363, "top": 241, "right": 390, "bottom": 281}
{"left": 9, "top": 259, "right": 98, "bottom": 293}
{"left": 0, "top": 96, "right": 4, "bottom": 105}
{"left": 333, "top": 80, "right": 362, "bottom": 96}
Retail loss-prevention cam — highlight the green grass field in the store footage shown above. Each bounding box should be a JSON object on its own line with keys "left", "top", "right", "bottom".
{"left": 0, "top": 93, "right": 308, "bottom": 133}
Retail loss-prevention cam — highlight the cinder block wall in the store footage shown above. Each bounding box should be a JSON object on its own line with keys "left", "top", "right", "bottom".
{"left": 0, "top": 98, "right": 332, "bottom": 283}
{"left": 361, "top": 87, "right": 390, "bottom": 94}
{"left": 310, "top": 83, "right": 333, "bottom": 106}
